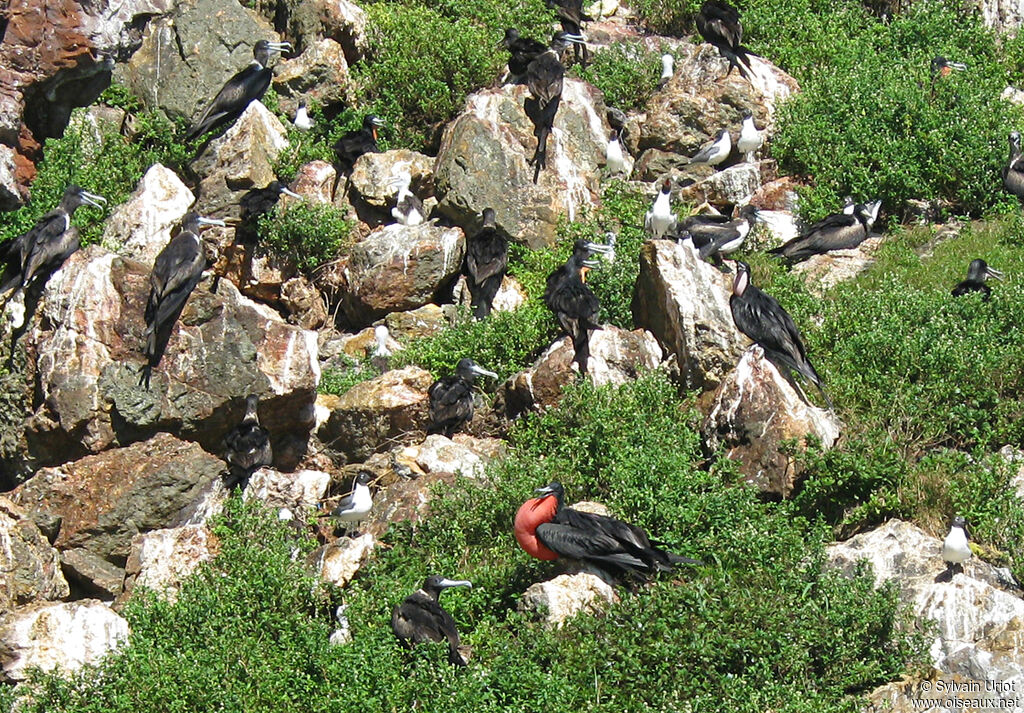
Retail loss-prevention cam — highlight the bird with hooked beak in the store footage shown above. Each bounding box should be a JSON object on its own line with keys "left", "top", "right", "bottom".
{"left": 334, "top": 115, "right": 385, "bottom": 172}
{"left": 952, "top": 259, "right": 1003, "bottom": 301}
{"left": 543, "top": 239, "right": 613, "bottom": 374}
{"left": 392, "top": 575, "right": 472, "bottom": 666}
{"left": 427, "top": 358, "right": 498, "bottom": 437}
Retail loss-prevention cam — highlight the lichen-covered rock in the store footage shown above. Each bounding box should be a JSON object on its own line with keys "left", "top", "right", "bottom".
{"left": 102, "top": 164, "right": 195, "bottom": 265}
{"left": 384, "top": 304, "right": 453, "bottom": 341}
{"left": 520, "top": 573, "right": 618, "bottom": 627}
{"left": 360, "top": 471, "right": 460, "bottom": 536}
{"left": 348, "top": 149, "right": 434, "bottom": 210}
{"left": 402, "top": 434, "right": 499, "bottom": 479}
{"left": 23, "top": 246, "right": 318, "bottom": 465}
{"left": 0, "top": 599, "right": 128, "bottom": 682}
{"left": 451, "top": 274, "right": 527, "bottom": 315}
{"left": 0, "top": 496, "right": 69, "bottom": 612}
{"left": 980, "top": 0, "right": 1024, "bottom": 34}
{"left": 790, "top": 236, "right": 885, "bottom": 295}
{"left": 291, "top": 160, "right": 337, "bottom": 204}
{"left": 0, "top": 145, "right": 21, "bottom": 210}
{"left": 503, "top": 326, "right": 664, "bottom": 414}
{"left": 678, "top": 162, "right": 763, "bottom": 207}
{"left": 310, "top": 534, "right": 376, "bottom": 589}
{"left": 633, "top": 239, "right": 746, "bottom": 392}
{"left": 340, "top": 223, "right": 465, "bottom": 327}
{"left": 830, "top": 520, "right": 1024, "bottom": 706}
{"left": 244, "top": 468, "right": 331, "bottom": 515}
{"left": 702, "top": 346, "right": 841, "bottom": 496}
{"left": 281, "top": 275, "right": 328, "bottom": 330}
{"left": 435, "top": 79, "right": 608, "bottom": 249}
{"left": 60, "top": 547, "right": 126, "bottom": 600}
{"left": 272, "top": 38, "right": 353, "bottom": 115}
{"left": 120, "top": 525, "right": 219, "bottom": 604}
{"left": 317, "top": 366, "right": 433, "bottom": 463}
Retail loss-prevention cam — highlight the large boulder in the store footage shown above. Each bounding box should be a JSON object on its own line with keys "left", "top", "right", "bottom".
{"left": 271, "top": 38, "right": 354, "bottom": 115}
{"left": 348, "top": 149, "right": 434, "bottom": 215}
{"left": 520, "top": 573, "right": 618, "bottom": 628}
{"left": 340, "top": 223, "right": 465, "bottom": 327}
{"left": 434, "top": 79, "right": 609, "bottom": 249}
{"left": 243, "top": 467, "right": 331, "bottom": 517}
{"left": 0, "top": 496, "right": 69, "bottom": 612}
{"left": 790, "top": 236, "right": 886, "bottom": 295}
{"left": 22, "top": 246, "right": 319, "bottom": 466}
{"left": 0, "top": 599, "right": 128, "bottom": 682}
{"left": 702, "top": 347, "right": 841, "bottom": 497}
{"left": 120, "top": 524, "right": 219, "bottom": 604}
{"left": 830, "top": 520, "right": 1024, "bottom": 707}
{"left": 102, "top": 163, "right": 195, "bottom": 265}
{"left": 633, "top": 239, "right": 746, "bottom": 392}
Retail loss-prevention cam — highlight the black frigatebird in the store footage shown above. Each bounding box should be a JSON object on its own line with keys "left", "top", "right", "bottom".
{"left": 391, "top": 575, "right": 472, "bottom": 666}
{"left": 543, "top": 238, "right": 612, "bottom": 374}
{"left": 729, "top": 261, "right": 831, "bottom": 407}
{"left": 186, "top": 39, "right": 292, "bottom": 141}
{"left": 464, "top": 208, "right": 508, "bottom": 320}
{"left": 770, "top": 200, "right": 881, "bottom": 263}
{"left": 223, "top": 394, "right": 273, "bottom": 489}
{"left": 427, "top": 358, "right": 498, "bottom": 437}
{"left": 1003, "top": 131, "right": 1024, "bottom": 203}
{"left": 502, "top": 28, "right": 548, "bottom": 79}
{"left": 951, "top": 259, "right": 1003, "bottom": 301}
{"left": 695, "top": 0, "right": 755, "bottom": 79}
{"left": 513, "top": 482, "right": 701, "bottom": 582}
{"left": 334, "top": 114, "right": 385, "bottom": 172}
{"left": 141, "top": 212, "right": 226, "bottom": 388}
{"left": 547, "top": 0, "right": 592, "bottom": 67}
{"left": 238, "top": 180, "right": 302, "bottom": 235}
{"left": 525, "top": 31, "right": 586, "bottom": 182}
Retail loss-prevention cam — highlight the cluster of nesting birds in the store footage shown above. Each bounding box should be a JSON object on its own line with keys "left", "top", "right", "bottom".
{"left": 0, "top": 0, "right": 1011, "bottom": 666}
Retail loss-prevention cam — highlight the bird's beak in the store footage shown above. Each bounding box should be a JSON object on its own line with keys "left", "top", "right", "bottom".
{"left": 438, "top": 579, "right": 473, "bottom": 589}
{"left": 80, "top": 191, "right": 107, "bottom": 209}
{"left": 197, "top": 217, "right": 227, "bottom": 227}
{"left": 534, "top": 484, "right": 556, "bottom": 496}
{"left": 469, "top": 364, "right": 498, "bottom": 379}
{"left": 987, "top": 266, "right": 1005, "bottom": 281}
{"left": 564, "top": 33, "right": 587, "bottom": 44}
{"left": 280, "top": 187, "right": 302, "bottom": 200}
{"left": 269, "top": 41, "right": 292, "bottom": 54}
{"left": 583, "top": 241, "right": 613, "bottom": 254}
{"left": 371, "top": 117, "right": 386, "bottom": 127}
{"left": 947, "top": 61, "right": 967, "bottom": 71}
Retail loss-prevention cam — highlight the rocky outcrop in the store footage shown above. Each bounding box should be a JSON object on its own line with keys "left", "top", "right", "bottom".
{"left": 348, "top": 149, "right": 434, "bottom": 221}
{"left": 633, "top": 239, "right": 746, "bottom": 392}
{"left": 790, "top": 235, "right": 885, "bottom": 295}
{"left": 384, "top": 304, "right": 453, "bottom": 341}
{"left": 102, "top": 163, "right": 194, "bottom": 265}
{"left": 0, "top": 496, "right": 69, "bottom": 612}
{"left": 359, "top": 471, "right": 461, "bottom": 536}
{"left": 340, "top": 223, "right": 465, "bottom": 327}
{"left": 830, "top": 520, "right": 1024, "bottom": 708}
{"left": 291, "top": 160, "right": 338, "bottom": 204}
{"left": 397, "top": 434, "right": 505, "bottom": 479}
{"left": 980, "top": 0, "right": 1024, "bottom": 35}
{"left": 271, "top": 38, "right": 353, "bottom": 115}
{"left": 316, "top": 366, "right": 433, "bottom": 463}
{"left": 503, "top": 326, "right": 664, "bottom": 414}
{"left": 0, "top": 599, "right": 128, "bottom": 682}
{"left": 435, "top": 79, "right": 609, "bottom": 249}
{"left": 23, "top": 246, "right": 318, "bottom": 466}
{"left": 244, "top": 468, "right": 331, "bottom": 517}
{"left": 702, "top": 347, "right": 841, "bottom": 496}
{"left": 310, "top": 534, "right": 376, "bottom": 589}
{"left": 678, "top": 162, "right": 764, "bottom": 207}
{"left": 120, "top": 524, "right": 219, "bottom": 604}
{"left": 520, "top": 573, "right": 618, "bottom": 627}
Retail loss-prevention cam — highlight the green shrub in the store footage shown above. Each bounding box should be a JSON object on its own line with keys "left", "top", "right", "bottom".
{"left": 257, "top": 200, "right": 352, "bottom": 271}
{"left": 629, "top": 0, "right": 700, "bottom": 36}
{"left": 576, "top": 41, "right": 664, "bottom": 112}
{"left": 319, "top": 354, "right": 381, "bottom": 396}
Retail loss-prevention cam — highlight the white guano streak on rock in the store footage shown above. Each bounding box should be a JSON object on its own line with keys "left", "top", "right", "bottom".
{"left": 437, "top": 227, "right": 461, "bottom": 274}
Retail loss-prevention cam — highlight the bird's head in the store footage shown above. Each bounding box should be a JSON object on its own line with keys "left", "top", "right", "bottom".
{"left": 480, "top": 207, "right": 497, "bottom": 228}
{"left": 732, "top": 260, "right": 751, "bottom": 296}
{"left": 364, "top": 114, "right": 385, "bottom": 140}
{"left": 455, "top": 357, "right": 498, "bottom": 382}
{"left": 253, "top": 39, "right": 292, "bottom": 66}
{"left": 266, "top": 180, "right": 302, "bottom": 200}
{"left": 422, "top": 575, "right": 473, "bottom": 596}
{"left": 65, "top": 185, "right": 107, "bottom": 211}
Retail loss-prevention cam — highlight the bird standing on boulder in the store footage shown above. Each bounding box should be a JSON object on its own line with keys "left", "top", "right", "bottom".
{"left": 187, "top": 39, "right": 292, "bottom": 141}
{"left": 334, "top": 115, "right": 385, "bottom": 172}
{"left": 942, "top": 516, "right": 971, "bottom": 574}
{"left": 388, "top": 167, "right": 426, "bottom": 227}
{"left": 730, "top": 261, "right": 831, "bottom": 407}
{"left": 392, "top": 575, "right": 472, "bottom": 666}
{"left": 696, "top": 0, "right": 754, "bottom": 79}
{"left": 606, "top": 129, "right": 628, "bottom": 176}
{"left": 952, "top": 259, "right": 1003, "bottom": 301}
{"left": 464, "top": 208, "right": 508, "bottom": 320}
{"left": 1003, "top": 131, "right": 1024, "bottom": 203}
{"left": 543, "top": 239, "right": 613, "bottom": 374}
{"left": 141, "top": 212, "right": 226, "bottom": 387}
{"left": 329, "top": 470, "right": 374, "bottom": 536}
{"left": 427, "top": 358, "right": 498, "bottom": 437}
{"left": 658, "top": 53, "right": 675, "bottom": 89}
{"left": 514, "top": 482, "right": 701, "bottom": 583}
{"left": 223, "top": 394, "right": 273, "bottom": 490}
{"left": 687, "top": 128, "right": 731, "bottom": 169}
{"left": 644, "top": 179, "right": 677, "bottom": 239}
{"left": 737, "top": 112, "right": 762, "bottom": 162}
{"left": 525, "top": 31, "right": 586, "bottom": 182}
{"left": 293, "top": 100, "right": 314, "bottom": 132}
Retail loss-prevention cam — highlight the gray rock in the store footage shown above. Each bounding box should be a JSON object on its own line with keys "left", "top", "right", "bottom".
{"left": 702, "top": 346, "right": 841, "bottom": 496}
{"left": 678, "top": 161, "right": 763, "bottom": 207}
{"left": 281, "top": 275, "right": 328, "bottom": 330}
{"left": 980, "top": 0, "right": 1024, "bottom": 34}
{"left": 272, "top": 38, "right": 354, "bottom": 115}
{"left": 102, "top": 163, "right": 195, "bottom": 266}
{"left": 452, "top": 274, "right": 527, "bottom": 315}
{"left": 59, "top": 548, "right": 125, "bottom": 600}
{"left": 520, "top": 573, "right": 618, "bottom": 628}
{"left": 120, "top": 524, "right": 217, "bottom": 605}
{"left": 384, "top": 304, "right": 453, "bottom": 341}
{"left": 243, "top": 468, "right": 331, "bottom": 515}
{"left": 0, "top": 496, "right": 69, "bottom": 611}
{"left": 291, "top": 160, "right": 337, "bottom": 204}
{"left": 435, "top": 79, "right": 609, "bottom": 249}
{"left": 633, "top": 239, "right": 746, "bottom": 392}
{"left": 340, "top": 223, "right": 465, "bottom": 327}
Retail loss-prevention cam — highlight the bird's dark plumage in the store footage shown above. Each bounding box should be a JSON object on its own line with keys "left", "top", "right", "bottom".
{"left": 543, "top": 239, "right": 612, "bottom": 374}
{"left": 427, "top": 358, "right": 497, "bottom": 437}
{"left": 770, "top": 200, "right": 881, "bottom": 263}
{"left": 730, "top": 261, "right": 831, "bottom": 406}
{"left": 187, "top": 40, "right": 291, "bottom": 141}
{"left": 391, "top": 575, "right": 472, "bottom": 666}
{"left": 1003, "top": 131, "right": 1024, "bottom": 203}
{"left": 238, "top": 180, "right": 301, "bottom": 235}
{"left": 696, "top": 0, "right": 754, "bottom": 79}
{"left": 465, "top": 208, "right": 508, "bottom": 319}
{"left": 525, "top": 32, "right": 584, "bottom": 181}
{"left": 952, "top": 259, "right": 1003, "bottom": 301}
{"left": 685, "top": 204, "right": 758, "bottom": 269}
{"left": 334, "top": 115, "right": 385, "bottom": 171}
{"left": 503, "top": 28, "right": 548, "bottom": 78}
{"left": 546, "top": 0, "right": 592, "bottom": 67}
{"left": 223, "top": 394, "right": 273, "bottom": 489}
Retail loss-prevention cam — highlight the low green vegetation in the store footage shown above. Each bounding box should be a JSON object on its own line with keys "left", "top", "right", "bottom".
{"left": 576, "top": 41, "right": 665, "bottom": 112}
{"left": 319, "top": 355, "right": 381, "bottom": 397}
{"left": 257, "top": 200, "right": 353, "bottom": 272}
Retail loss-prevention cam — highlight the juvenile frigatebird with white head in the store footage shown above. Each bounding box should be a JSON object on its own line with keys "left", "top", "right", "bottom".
{"left": 223, "top": 394, "right": 272, "bottom": 490}
{"left": 696, "top": 0, "right": 755, "bottom": 79}
{"left": 387, "top": 165, "right": 425, "bottom": 226}
{"left": 737, "top": 112, "right": 762, "bottom": 162}
{"left": 334, "top": 114, "right": 385, "bottom": 172}
{"left": 543, "top": 239, "right": 613, "bottom": 374}
{"left": 952, "top": 259, "right": 1003, "bottom": 301}
{"left": 186, "top": 39, "right": 292, "bottom": 141}
{"left": 1003, "top": 131, "right": 1024, "bottom": 203}
{"left": 328, "top": 469, "right": 374, "bottom": 536}
{"left": 514, "top": 482, "right": 701, "bottom": 583}
{"left": 391, "top": 575, "right": 472, "bottom": 666}
{"left": 730, "top": 261, "right": 831, "bottom": 407}
{"left": 525, "top": 31, "right": 587, "bottom": 181}
{"left": 427, "top": 358, "right": 498, "bottom": 437}
{"left": 770, "top": 199, "right": 881, "bottom": 263}
{"left": 464, "top": 208, "right": 508, "bottom": 320}
{"left": 644, "top": 178, "right": 677, "bottom": 239}
{"left": 658, "top": 53, "right": 674, "bottom": 89}
{"left": 687, "top": 129, "right": 731, "bottom": 169}
{"left": 683, "top": 204, "right": 759, "bottom": 270}
{"left": 141, "top": 211, "right": 226, "bottom": 387}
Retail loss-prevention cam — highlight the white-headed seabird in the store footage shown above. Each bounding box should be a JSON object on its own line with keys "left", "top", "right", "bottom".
{"left": 388, "top": 167, "right": 425, "bottom": 227}
{"left": 293, "top": 100, "right": 314, "bottom": 132}
{"left": 737, "top": 112, "right": 762, "bottom": 162}
{"left": 543, "top": 239, "right": 613, "bottom": 374}
{"left": 330, "top": 470, "right": 374, "bottom": 536}
{"left": 658, "top": 53, "right": 674, "bottom": 89}
{"left": 952, "top": 259, "right": 1003, "bottom": 301}
{"left": 683, "top": 204, "right": 759, "bottom": 269}
{"left": 391, "top": 575, "right": 472, "bottom": 666}
{"left": 1003, "top": 131, "right": 1024, "bottom": 203}
{"left": 687, "top": 129, "right": 731, "bottom": 168}
{"left": 427, "top": 358, "right": 498, "bottom": 436}
{"left": 770, "top": 199, "right": 881, "bottom": 263}
{"left": 644, "top": 178, "right": 677, "bottom": 239}
{"left": 942, "top": 515, "right": 971, "bottom": 574}
{"left": 606, "top": 129, "right": 627, "bottom": 176}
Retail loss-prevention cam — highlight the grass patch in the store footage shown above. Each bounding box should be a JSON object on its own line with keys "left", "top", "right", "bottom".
{"left": 257, "top": 201, "right": 353, "bottom": 272}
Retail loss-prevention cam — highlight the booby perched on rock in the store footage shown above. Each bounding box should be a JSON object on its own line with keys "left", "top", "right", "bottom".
{"left": 427, "top": 358, "right": 498, "bottom": 437}
{"left": 187, "top": 39, "right": 292, "bottom": 141}
{"left": 223, "top": 394, "right": 272, "bottom": 490}
{"left": 465, "top": 208, "right": 508, "bottom": 320}
{"left": 952, "top": 259, "right": 1003, "bottom": 301}
{"left": 388, "top": 168, "right": 425, "bottom": 226}
{"left": 696, "top": 0, "right": 754, "bottom": 79}
{"left": 770, "top": 199, "right": 881, "bottom": 263}
{"left": 658, "top": 53, "right": 674, "bottom": 89}
{"left": 687, "top": 129, "right": 731, "bottom": 168}
{"left": 730, "top": 261, "right": 831, "bottom": 407}
{"left": 1003, "top": 131, "right": 1024, "bottom": 203}
{"left": 141, "top": 212, "right": 226, "bottom": 388}
{"left": 683, "top": 204, "right": 759, "bottom": 269}
{"left": 502, "top": 28, "right": 548, "bottom": 79}
{"left": 330, "top": 470, "right": 374, "bottom": 536}
{"left": 525, "top": 31, "right": 586, "bottom": 181}
{"left": 606, "top": 129, "right": 627, "bottom": 176}
{"left": 644, "top": 179, "right": 677, "bottom": 239}
{"left": 543, "top": 239, "right": 612, "bottom": 374}
{"left": 334, "top": 115, "right": 385, "bottom": 172}
{"left": 737, "top": 112, "right": 761, "bottom": 162}
{"left": 392, "top": 575, "right": 472, "bottom": 666}
{"left": 293, "top": 100, "right": 314, "bottom": 132}
{"left": 514, "top": 482, "right": 701, "bottom": 582}
{"left": 942, "top": 516, "right": 971, "bottom": 574}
